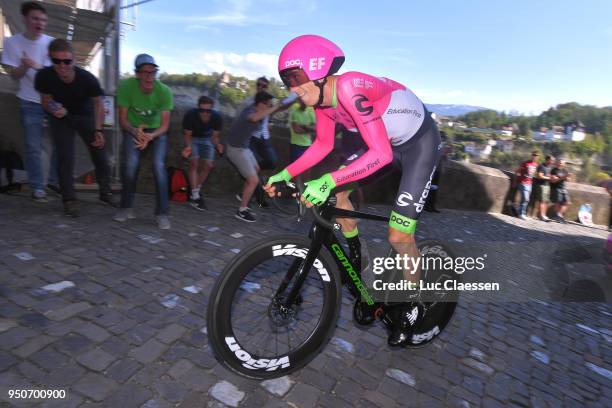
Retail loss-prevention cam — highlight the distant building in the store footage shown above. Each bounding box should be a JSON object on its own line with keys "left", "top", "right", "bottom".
{"left": 564, "top": 121, "right": 585, "bottom": 141}
{"left": 498, "top": 124, "right": 514, "bottom": 136}
{"left": 464, "top": 142, "right": 492, "bottom": 159}
{"left": 532, "top": 122, "right": 586, "bottom": 142}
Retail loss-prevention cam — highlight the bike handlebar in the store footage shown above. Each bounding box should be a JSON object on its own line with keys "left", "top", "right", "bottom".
{"left": 268, "top": 180, "right": 335, "bottom": 230}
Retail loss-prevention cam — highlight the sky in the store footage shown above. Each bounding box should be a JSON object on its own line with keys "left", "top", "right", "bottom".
{"left": 119, "top": 0, "right": 612, "bottom": 115}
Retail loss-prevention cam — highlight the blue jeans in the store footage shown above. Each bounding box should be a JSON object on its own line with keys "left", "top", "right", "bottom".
{"left": 20, "top": 100, "right": 58, "bottom": 191}
{"left": 120, "top": 131, "right": 169, "bottom": 215}
{"left": 518, "top": 184, "right": 532, "bottom": 216}
{"left": 249, "top": 137, "right": 278, "bottom": 170}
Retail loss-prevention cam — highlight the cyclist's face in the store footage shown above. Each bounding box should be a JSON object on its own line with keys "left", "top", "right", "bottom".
{"left": 291, "top": 81, "right": 319, "bottom": 107}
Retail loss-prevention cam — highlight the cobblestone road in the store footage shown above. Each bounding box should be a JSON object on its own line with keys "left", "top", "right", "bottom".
{"left": 0, "top": 191, "right": 610, "bottom": 407}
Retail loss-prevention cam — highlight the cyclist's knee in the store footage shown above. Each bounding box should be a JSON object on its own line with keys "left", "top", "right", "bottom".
{"left": 335, "top": 190, "right": 353, "bottom": 210}
{"left": 388, "top": 227, "right": 415, "bottom": 245}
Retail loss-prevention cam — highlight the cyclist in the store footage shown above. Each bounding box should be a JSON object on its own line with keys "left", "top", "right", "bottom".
{"left": 264, "top": 34, "right": 442, "bottom": 347}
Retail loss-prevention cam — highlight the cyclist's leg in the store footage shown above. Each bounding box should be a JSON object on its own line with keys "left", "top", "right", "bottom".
{"left": 387, "top": 122, "right": 442, "bottom": 345}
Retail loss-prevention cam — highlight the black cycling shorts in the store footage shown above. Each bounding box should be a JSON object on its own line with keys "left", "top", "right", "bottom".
{"left": 340, "top": 114, "right": 442, "bottom": 233}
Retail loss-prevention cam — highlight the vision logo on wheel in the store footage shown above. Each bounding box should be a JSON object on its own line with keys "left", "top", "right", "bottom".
{"left": 225, "top": 337, "right": 290, "bottom": 371}
{"left": 272, "top": 244, "right": 331, "bottom": 281}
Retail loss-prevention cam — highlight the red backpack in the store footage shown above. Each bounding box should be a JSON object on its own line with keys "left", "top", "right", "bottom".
{"left": 167, "top": 167, "right": 190, "bottom": 202}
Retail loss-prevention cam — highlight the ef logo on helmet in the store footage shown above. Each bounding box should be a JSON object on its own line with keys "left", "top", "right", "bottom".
{"left": 309, "top": 57, "right": 325, "bottom": 71}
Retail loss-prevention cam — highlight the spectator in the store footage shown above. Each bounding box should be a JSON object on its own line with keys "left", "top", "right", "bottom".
{"left": 533, "top": 155, "right": 554, "bottom": 221}
{"left": 226, "top": 91, "right": 282, "bottom": 222}
{"left": 550, "top": 158, "right": 571, "bottom": 223}
{"left": 514, "top": 151, "right": 539, "bottom": 220}
{"left": 114, "top": 54, "right": 173, "bottom": 230}
{"left": 34, "top": 39, "right": 115, "bottom": 217}
{"left": 238, "top": 77, "right": 297, "bottom": 206}
{"left": 288, "top": 99, "right": 315, "bottom": 182}
{"left": 245, "top": 77, "right": 277, "bottom": 170}
{"left": 1, "top": 1, "right": 58, "bottom": 202}
{"left": 181, "top": 95, "right": 223, "bottom": 211}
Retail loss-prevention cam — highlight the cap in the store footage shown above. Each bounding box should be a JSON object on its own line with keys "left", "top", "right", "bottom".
{"left": 531, "top": 150, "right": 540, "bottom": 156}
{"left": 134, "top": 54, "right": 158, "bottom": 69}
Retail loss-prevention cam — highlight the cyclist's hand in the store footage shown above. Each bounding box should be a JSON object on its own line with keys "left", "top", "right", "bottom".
{"left": 265, "top": 169, "right": 292, "bottom": 197}
{"left": 302, "top": 173, "right": 335, "bottom": 207}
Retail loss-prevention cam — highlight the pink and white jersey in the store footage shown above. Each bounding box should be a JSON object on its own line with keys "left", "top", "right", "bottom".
{"left": 286, "top": 71, "right": 428, "bottom": 187}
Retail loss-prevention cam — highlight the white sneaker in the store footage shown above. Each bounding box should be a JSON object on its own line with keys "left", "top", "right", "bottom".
{"left": 31, "top": 190, "right": 48, "bottom": 203}
{"left": 157, "top": 215, "right": 171, "bottom": 230}
{"left": 114, "top": 208, "right": 135, "bottom": 222}
{"left": 519, "top": 214, "right": 528, "bottom": 220}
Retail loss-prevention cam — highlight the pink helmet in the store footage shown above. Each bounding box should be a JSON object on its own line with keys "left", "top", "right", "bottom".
{"left": 278, "top": 35, "right": 345, "bottom": 85}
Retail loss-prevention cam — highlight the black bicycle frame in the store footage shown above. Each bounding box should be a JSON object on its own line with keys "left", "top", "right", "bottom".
{"left": 279, "top": 199, "right": 389, "bottom": 308}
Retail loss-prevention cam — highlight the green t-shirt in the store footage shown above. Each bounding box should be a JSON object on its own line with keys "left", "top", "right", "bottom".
{"left": 289, "top": 105, "right": 316, "bottom": 147}
{"left": 117, "top": 78, "right": 173, "bottom": 128}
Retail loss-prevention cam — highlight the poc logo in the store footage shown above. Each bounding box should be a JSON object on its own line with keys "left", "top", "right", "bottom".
{"left": 309, "top": 57, "right": 325, "bottom": 71}
{"left": 390, "top": 214, "right": 413, "bottom": 228}
{"left": 284, "top": 59, "right": 303, "bottom": 68}
{"left": 396, "top": 192, "right": 413, "bottom": 207}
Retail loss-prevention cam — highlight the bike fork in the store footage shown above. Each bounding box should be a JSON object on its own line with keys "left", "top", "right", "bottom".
{"left": 278, "top": 224, "right": 331, "bottom": 307}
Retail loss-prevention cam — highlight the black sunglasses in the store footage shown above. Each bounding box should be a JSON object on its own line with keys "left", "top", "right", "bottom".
{"left": 51, "top": 58, "right": 73, "bottom": 65}
{"left": 256, "top": 82, "right": 268, "bottom": 88}
{"left": 198, "top": 108, "right": 213, "bottom": 113}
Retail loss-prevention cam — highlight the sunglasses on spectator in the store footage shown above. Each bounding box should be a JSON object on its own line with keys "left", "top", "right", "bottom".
{"left": 138, "top": 69, "right": 158, "bottom": 76}
{"left": 51, "top": 58, "right": 73, "bottom": 65}
{"left": 198, "top": 108, "right": 213, "bottom": 113}
{"left": 256, "top": 82, "right": 268, "bottom": 88}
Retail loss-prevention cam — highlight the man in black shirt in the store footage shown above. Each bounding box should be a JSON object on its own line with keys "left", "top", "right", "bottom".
{"left": 550, "top": 158, "right": 571, "bottom": 223}
{"left": 534, "top": 155, "right": 554, "bottom": 221}
{"left": 181, "top": 95, "right": 223, "bottom": 210}
{"left": 35, "top": 39, "right": 114, "bottom": 217}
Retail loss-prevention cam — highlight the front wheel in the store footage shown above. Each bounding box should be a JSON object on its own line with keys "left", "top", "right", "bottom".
{"left": 207, "top": 234, "right": 342, "bottom": 379}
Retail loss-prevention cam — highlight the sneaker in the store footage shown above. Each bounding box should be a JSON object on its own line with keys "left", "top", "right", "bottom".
{"left": 31, "top": 190, "right": 48, "bottom": 203}
{"left": 46, "top": 183, "right": 61, "bottom": 195}
{"left": 388, "top": 302, "right": 424, "bottom": 347}
{"left": 519, "top": 214, "right": 528, "bottom": 220}
{"left": 113, "top": 208, "right": 135, "bottom": 222}
{"left": 99, "top": 193, "right": 118, "bottom": 207}
{"left": 190, "top": 196, "right": 207, "bottom": 211}
{"left": 157, "top": 215, "right": 171, "bottom": 230}
{"left": 235, "top": 208, "right": 256, "bottom": 223}
{"left": 538, "top": 215, "right": 551, "bottom": 222}
{"left": 63, "top": 200, "right": 79, "bottom": 217}
{"left": 554, "top": 215, "right": 567, "bottom": 224}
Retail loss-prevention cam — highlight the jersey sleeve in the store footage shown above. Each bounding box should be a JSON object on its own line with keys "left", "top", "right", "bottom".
{"left": 116, "top": 79, "right": 131, "bottom": 108}
{"left": 285, "top": 108, "right": 336, "bottom": 178}
{"left": 329, "top": 74, "right": 393, "bottom": 187}
{"left": 159, "top": 83, "right": 174, "bottom": 111}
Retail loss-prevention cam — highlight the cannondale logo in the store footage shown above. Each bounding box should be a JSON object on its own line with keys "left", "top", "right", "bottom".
{"left": 352, "top": 94, "right": 373, "bottom": 116}
{"left": 396, "top": 192, "right": 413, "bottom": 207}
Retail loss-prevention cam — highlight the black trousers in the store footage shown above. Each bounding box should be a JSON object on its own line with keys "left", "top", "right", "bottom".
{"left": 49, "top": 115, "right": 111, "bottom": 202}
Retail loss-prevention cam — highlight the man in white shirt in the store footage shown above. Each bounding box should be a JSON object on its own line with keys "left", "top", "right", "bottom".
{"left": 1, "top": 1, "right": 57, "bottom": 202}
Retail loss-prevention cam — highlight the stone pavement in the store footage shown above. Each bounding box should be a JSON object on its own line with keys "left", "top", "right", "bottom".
{"left": 0, "top": 191, "right": 610, "bottom": 407}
